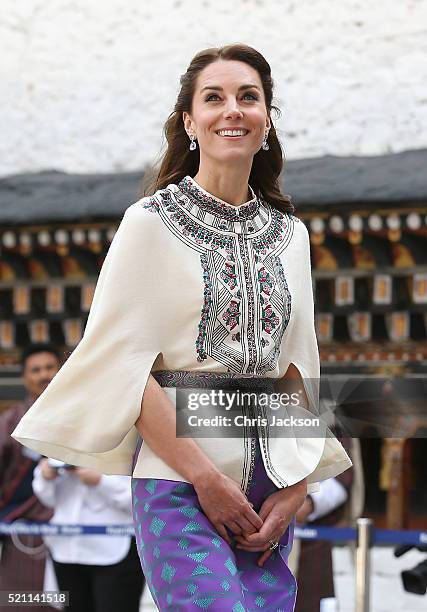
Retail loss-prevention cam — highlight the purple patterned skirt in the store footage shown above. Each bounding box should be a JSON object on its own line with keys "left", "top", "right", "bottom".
{"left": 131, "top": 436, "right": 297, "bottom": 611}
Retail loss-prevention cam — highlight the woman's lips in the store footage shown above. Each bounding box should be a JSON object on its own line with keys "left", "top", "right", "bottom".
{"left": 215, "top": 133, "right": 249, "bottom": 139}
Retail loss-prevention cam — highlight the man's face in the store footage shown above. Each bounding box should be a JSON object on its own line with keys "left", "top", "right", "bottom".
{"left": 23, "top": 352, "right": 60, "bottom": 399}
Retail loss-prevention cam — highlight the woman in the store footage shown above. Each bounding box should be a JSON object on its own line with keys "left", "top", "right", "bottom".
{"left": 12, "top": 44, "right": 352, "bottom": 610}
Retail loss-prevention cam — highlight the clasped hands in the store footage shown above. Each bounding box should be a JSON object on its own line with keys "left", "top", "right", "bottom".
{"left": 194, "top": 471, "right": 307, "bottom": 567}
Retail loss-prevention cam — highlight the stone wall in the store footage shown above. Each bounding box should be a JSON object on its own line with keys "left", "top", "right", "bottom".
{"left": 2, "top": 0, "right": 426, "bottom": 175}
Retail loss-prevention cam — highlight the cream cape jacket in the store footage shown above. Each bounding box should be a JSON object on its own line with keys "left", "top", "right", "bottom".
{"left": 12, "top": 175, "right": 352, "bottom": 495}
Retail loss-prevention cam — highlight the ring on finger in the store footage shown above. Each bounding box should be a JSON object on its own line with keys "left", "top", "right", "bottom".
{"left": 268, "top": 539, "right": 279, "bottom": 551}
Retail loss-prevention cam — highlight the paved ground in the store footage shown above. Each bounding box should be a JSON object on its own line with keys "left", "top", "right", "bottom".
{"left": 333, "top": 546, "right": 427, "bottom": 612}
{"left": 138, "top": 544, "right": 427, "bottom": 611}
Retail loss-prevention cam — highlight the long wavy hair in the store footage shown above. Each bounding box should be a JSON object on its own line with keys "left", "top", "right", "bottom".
{"left": 142, "top": 43, "right": 293, "bottom": 213}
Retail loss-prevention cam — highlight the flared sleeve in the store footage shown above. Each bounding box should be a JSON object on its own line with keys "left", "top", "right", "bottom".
{"left": 278, "top": 219, "right": 352, "bottom": 489}
{"left": 11, "top": 201, "right": 163, "bottom": 475}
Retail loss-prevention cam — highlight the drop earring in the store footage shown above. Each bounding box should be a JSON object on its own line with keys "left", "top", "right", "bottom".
{"left": 262, "top": 130, "right": 270, "bottom": 151}
{"left": 189, "top": 133, "right": 197, "bottom": 151}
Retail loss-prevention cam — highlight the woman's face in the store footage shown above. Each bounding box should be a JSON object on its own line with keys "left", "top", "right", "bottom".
{"left": 183, "top": 59, "right": 271, "bottom": 164}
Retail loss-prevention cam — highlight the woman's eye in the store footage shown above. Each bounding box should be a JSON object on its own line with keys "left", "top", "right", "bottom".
{"left": 205, "top": 93, "right": 258, "bottom": 102}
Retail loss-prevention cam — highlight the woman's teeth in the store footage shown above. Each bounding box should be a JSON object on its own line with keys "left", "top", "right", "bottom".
{"left": 217, "top": 129, "right": 248, "bottom": 137}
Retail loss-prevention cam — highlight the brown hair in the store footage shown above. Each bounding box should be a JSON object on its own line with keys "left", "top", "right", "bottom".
{"left": 143, "top": 43, "right": 293, "bottom": 213}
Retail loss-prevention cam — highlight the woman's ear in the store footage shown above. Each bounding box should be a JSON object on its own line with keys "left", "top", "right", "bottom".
{"left": 182, "top": 111, "right": 192, "bottom": 135}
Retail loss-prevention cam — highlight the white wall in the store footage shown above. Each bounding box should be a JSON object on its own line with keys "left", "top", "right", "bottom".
{"left": 1, "top": 0, "right": 426, "bottom": 176}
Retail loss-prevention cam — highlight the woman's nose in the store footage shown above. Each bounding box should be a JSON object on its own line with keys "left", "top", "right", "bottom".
{"left": 224, "top": 102, "right": 243, "bottom": 119}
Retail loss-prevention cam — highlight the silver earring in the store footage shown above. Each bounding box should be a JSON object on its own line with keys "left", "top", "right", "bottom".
{"left": 189, "top": 133, "right": 197, "bottom": 151}
{"left": 262, "top": 130, "right": 270, "bottom": 151}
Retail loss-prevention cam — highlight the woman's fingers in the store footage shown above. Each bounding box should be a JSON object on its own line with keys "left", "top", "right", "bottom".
{"left": 235, "top": 513, "right": 284, "bottom": 548}
{"left": 227, "top": 520, "right": 243, "bottom": 535}
{"left": 215, "top": 523, "right": 232, "bottom": 545}
{"left": 257, "top": 549, "right": 273, "bottom": 567}
{"left": 236, "top": 543, "right": 270, "bottom": 552}
{"left": 244, "top": 505, "right": 264, "bottom": 530}
{"left": 235, "top": 515, "right": 258, "bottom": 535}
{"left": 225, "top": 500, "right": 262, "bottom": 535}
{"left": 258, "top": 501, "right": 273, "bottom": 522}
{"left": 235, "top": 531, "right": 281, "bottom": 550}
{"left": 234, "top": 527, "right": 272, "bottom": 548}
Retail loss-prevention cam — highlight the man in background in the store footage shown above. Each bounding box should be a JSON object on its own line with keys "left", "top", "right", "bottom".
{"left": 0, "top": 343, "right": 61, "bottom": 608}
{"left": 33, "top": 459, "right": 144, "bottom": 612}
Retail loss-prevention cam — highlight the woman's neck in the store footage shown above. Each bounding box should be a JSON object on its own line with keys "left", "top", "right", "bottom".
{"left": 193, "top": 163, "right": 253, "bottom": 207}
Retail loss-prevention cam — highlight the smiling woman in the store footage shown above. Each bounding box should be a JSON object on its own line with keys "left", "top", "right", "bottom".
{"left": 12, "top": 43, "right": 352, "bottom": 612}
{"left": 144, "top": 44, "right": 294, "bottom": 214}
{"left": 184, "top": 64, "right": 269, "bottom": 177}
{"left": 187, "top": 66, "right": 272, "bottom": 202}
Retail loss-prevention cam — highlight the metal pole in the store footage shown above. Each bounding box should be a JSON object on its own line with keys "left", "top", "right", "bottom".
{"left": 355, "top": 517, "right": 372, "bottom": 612}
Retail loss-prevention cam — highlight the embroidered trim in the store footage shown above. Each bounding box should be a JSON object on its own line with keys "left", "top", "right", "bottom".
{"left": 274, "top": 256, "right": 292, "bottom": 331}
{"left": 160, "top": 189, "right": 234, "bottom": 250}
{"left": 252, "top": 208, "right": 290, "bottom": 254}
{"left": 239, "top": 234, "right": 257, "bottom": 372}
{"left": 258, "top": 266, "right": 274, "bottom": 296}
{"left": 222, "top": 299, "right": 241, "bottom": 330}
{"left": 260, "top": 297, "right": 280, "bottom": 334}
{"left": 247, "top": 435, "right": 257, "bottom": 491}
{"left": 178, "top": 176, "right": 259, "bottom": 221}
{"left": 258, "top": 402, "right": 288, "bottom": 487}
{"left": 141, "top": 195, "right": 160, "bottom": 213}
{"left": 196, "top": 254, "right": 212, "bottom": 363}
{"left": 240, "top": 401, "right": 258, "bottom": 493}
{"left": 242, "top": 431, "right": 257, "bottom": 495}
{"left": 258, "top": 255, "right": 292, "bottom": 373}
{"left": 143, "top": 185, "right": 295, "bottom": 375}
{"left": 220, "top": 261, "right": 238, "bottom": 290}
